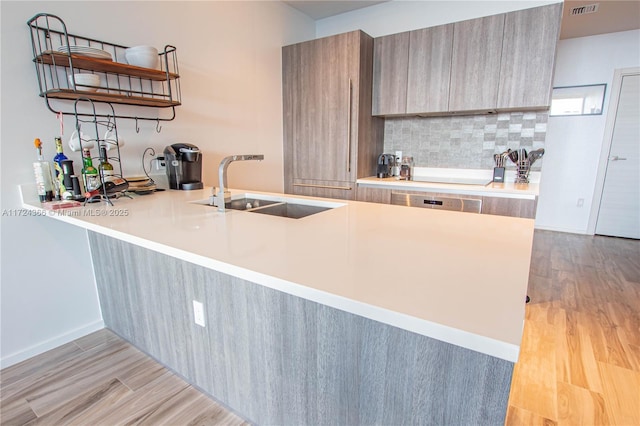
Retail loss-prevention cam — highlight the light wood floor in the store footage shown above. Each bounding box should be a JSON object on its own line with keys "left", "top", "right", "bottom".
{"left": 507, "top": 230, "right": 640, "bottom": 425}
{"left": 0, "top": 330, "right": 248, "bottom": 425}
{"left": 1, "top": 230, "right": 638, "bottom": 425}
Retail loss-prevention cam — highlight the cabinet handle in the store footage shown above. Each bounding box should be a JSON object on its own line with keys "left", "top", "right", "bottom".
{"left": 346, "top": 78, "right": 353, "bottom": 173}
{"left": 293, "top": 183, "right": 352, "bottom": 190}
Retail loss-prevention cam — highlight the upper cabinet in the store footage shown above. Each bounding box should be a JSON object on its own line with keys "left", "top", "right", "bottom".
{"left": 283, "top": 31, "right": 383, "bottom": 200}
{"left": 448, "top": 15, "right": 504, "bottom": 112}
{"left": 406, "top": 25, "right": 453, "bottom": 114}
{"left": 372, "top": 24, "right": 453, "bottom": 116}
{"left": 372, "top": 3, "right": 563, "bottom": 117}
{"left": 372, "top": 32, "right": 410, "bottom": 116}
{"left": 497, "top": 3, "right": 563, "bottom": 109}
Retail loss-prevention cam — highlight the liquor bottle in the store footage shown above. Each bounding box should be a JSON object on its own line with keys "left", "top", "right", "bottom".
{"left": 52, "top": 136, "right": 68, "bottom": 178}
{"left": 32, "top": 138, "right": 54, "bottom": 202}
{"left": 98, "top": 146, "right": 115, "bottom": 182}
{"left": 81, "top": 148, "right": 100, "bottom": 192}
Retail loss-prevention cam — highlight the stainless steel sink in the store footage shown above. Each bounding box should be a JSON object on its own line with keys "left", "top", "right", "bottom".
{"left": 192, "top": 193, "right": 343, "bottom": 219}
{"left": 192, "top": 197, "right": 279, "bottom": 211}
{"left": 248, "top": 202, "right": 332, "bottom": 219}
{"left": 224, "top": 197, "right": 280, "bottom": 211}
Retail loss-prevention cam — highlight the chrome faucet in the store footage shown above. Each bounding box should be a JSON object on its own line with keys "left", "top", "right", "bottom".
{"left": 211, "top": 154, "right": 264, "bottom": 212}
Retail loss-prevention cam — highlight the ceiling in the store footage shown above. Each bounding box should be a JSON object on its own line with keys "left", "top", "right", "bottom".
{"left": 560, "top": 1, "right": 640, "bottom": 39}
{"left": 283, "top": 1, "right": 388, "bottom": 20}
{"left": 283, "top": 0, "right": 640, "bottom": 39}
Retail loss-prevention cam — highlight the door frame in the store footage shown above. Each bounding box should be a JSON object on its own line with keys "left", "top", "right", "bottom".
{"left": 587, "top": 67, "right": 640, "bottom": 235}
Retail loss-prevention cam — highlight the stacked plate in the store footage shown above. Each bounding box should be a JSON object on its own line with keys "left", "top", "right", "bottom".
{"left": 125, "top": 176, "right": 157, "bottom": 195}
{"left": 58, "top": 45, "right": 112, "bottom": 61}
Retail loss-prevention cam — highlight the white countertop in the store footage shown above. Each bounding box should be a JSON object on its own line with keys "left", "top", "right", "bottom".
{"left": 21, "top": 186, "right": 534, "bottom": 362}
{"left": 358, "top": 167, "right": 539, "bottom": 199}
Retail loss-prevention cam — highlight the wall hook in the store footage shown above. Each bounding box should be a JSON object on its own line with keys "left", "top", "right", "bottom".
{"left": 156, "top": 119, "right": 162, "bottom": 133}
{"left": 135, "top": 117, "right": 140, "bottom": 133}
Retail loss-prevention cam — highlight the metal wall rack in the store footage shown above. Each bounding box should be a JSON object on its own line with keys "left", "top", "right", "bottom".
{"left": 27, "top": 13, "right": 181, "bottom": 124}
{"left": 73, "top": 99, "right": 125, "bottom": 206}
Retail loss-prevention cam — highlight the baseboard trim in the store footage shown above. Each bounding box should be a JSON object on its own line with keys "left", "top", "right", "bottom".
{"left": 534, "top": 224, "right": 591, "bottom": 235}
{"left": 0, "top": 320, "right": 105, "bottom": 369}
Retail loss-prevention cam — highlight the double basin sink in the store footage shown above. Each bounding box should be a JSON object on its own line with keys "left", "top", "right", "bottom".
{"left": 193, "top": 193, "right": 344, "bottom": 219}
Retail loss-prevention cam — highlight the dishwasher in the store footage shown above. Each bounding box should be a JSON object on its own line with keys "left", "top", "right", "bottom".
{"left": 391, "top": 192, "right": 482, "bottom": 213}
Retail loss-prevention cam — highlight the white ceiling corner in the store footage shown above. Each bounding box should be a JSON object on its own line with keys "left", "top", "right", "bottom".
{"left": 282, "top": 0, "right": 640, "bottom": 39}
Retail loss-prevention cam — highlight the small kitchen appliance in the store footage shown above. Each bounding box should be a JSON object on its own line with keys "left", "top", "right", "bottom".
{"left": 376, "top": 154, "right": 395, "bottom": 178}
{"left": 164, "top": 143, "right": 204, "bottom": 190}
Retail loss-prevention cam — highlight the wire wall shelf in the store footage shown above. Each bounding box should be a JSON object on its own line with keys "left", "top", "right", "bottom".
{"left": 27, "top": 13, "right": 181, "bottom": 123}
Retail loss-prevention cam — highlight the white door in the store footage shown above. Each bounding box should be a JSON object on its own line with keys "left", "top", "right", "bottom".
{"left": 595, "top": 73, "right": 640, "bottom": 239}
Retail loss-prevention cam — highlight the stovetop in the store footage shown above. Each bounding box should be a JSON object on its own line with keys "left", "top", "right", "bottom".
{"left": 411, "top": 176, "right": 493, "bottom": 186}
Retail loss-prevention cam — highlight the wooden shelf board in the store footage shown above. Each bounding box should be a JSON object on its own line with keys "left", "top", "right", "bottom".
{"left": 35, "top": 51, "right": 179, "bottom": 81}
{"left": 42, "top": 89, "right": 181, "bottom": 108}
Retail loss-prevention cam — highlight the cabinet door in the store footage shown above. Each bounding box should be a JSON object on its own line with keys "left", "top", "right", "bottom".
{"left": 292, "top": 179, "right": 354, "bottom": 200}
{"left": 498, "top": 3, "right": 562, "bottom": 109}
{"left": 284, "top": 33, "right": 357, "bottom": 185}
{"left": 481, "top": 196, "right": 537, "bottom": 218}
{"left": 406, "top": 24, "right": 453, "bottom": 114}
{"left": 372, "top": 32, "right": 410, "bottom": 116}
{"left": 356, "top": 186, "right": 391, "bottom": 203}
{"left": 283, "top": 42, "right": 302, "bottom": 195}
{"left": 449, "top": 15, "right": 504, "bottom": 112}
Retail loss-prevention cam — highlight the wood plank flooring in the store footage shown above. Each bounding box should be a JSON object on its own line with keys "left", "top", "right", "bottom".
{"left": 507, "top": 230, "right": 640, "bottom": 426}
{"left": 1, "top": 230, "right": 638, "bottom": 425}
{"left": 0, "top": 329, "right": 248, "bottom": 425}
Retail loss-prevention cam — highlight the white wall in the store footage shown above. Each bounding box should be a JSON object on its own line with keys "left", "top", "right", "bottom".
{"left": 316, "top": 0, "right": 559, "bottom": 38}
{"left": 0, "top": 1, "right": 314, "bottom": 367}
{"left": 535, "top": 29, "right": 640, "bottom": 234}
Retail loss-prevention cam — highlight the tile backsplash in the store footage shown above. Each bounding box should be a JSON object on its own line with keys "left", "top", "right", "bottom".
{"left": 383, "top": 112, "right": 548, "bottom": 170}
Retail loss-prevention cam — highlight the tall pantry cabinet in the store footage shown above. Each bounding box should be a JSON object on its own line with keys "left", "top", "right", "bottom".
{"left": 282, "top": 30, "right": 384, "bottom": 200}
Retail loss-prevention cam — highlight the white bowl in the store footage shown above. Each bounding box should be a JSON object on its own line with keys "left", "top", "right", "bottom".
{"left": 68, "top": 73, "right": 100, "bottom": 92}
{"left": 126, "top": 45, "right": 157, "bottom": 52}
{"left": 125, "top": 46, "right": 159, "bottom": 69}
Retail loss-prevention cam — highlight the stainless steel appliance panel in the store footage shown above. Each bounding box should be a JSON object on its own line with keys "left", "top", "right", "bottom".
{"left": 391, "top": 192, "right": 482, "bottom": 213}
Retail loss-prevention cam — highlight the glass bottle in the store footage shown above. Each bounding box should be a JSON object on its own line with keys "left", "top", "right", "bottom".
{"left": 82, "top": 148, "right": 100, "bottom": 192}
{"left": 52, "top": 136, "right": 68, "bottom": 178}
{"left": 32, "top": 138, "right": 54, "bottom": 202}
{"left": 98, "top": 146, "right": 115, "bottom": 182}
{"left": 399, "top": 156, "right": 414, "bottom": 180}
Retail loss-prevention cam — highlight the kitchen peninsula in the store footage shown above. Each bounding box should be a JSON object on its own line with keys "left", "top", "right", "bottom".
{"left": 21, "top": 186, "right": 534, "bottom": 425}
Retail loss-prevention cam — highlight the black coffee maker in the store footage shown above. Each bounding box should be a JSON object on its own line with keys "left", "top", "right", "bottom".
{"left": 164, "top": 143, "right": 204, "bottom": 190}
{"left": 376, "top": 154, "right": 396, "bottom": 178}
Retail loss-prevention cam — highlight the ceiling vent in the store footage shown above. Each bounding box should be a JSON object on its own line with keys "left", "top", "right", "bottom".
{"left": 570, "top": 3, "right": 599, "bottom": 16}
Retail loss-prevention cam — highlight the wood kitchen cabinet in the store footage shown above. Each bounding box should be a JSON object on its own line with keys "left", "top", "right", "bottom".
{"left": 372, "top": 32, "right": 410, "bottom": 116}
{"left": 406, "top": 24, "right": 454, "bottom": 114}
{"left": 481, "top": 196, "right": 537, "bottom": 219}
{"left": 372, "top": 24, "right": 453, "bottom": 116}
{"left": 372, "top": 4, "right": 561, "bottom": 116}
{"left": 497, "top": 3, "right": 563, "bottom": 110}
{"left": 283, "top": 31, "right": 384, "bottom": 200}
{"left": 356, "top": 186, "right": 392, "bottom": 204}
{"left": 449, "top": 14, "right": 505, "bottom": 113}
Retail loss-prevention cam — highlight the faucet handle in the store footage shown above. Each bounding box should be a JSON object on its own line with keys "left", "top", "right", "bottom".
{"left": 209, "top": 186, "right": 217, "bottom": 206}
